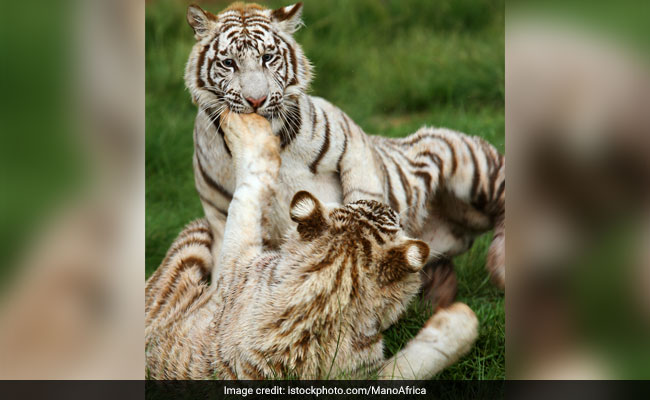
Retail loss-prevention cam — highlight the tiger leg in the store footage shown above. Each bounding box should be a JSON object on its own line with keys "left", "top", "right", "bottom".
{"left": 216, "top": 112, "right": 281, "bottom": 271}
{"left": 486, "top": 213, "right": 505, "bottom": 289}
{"left": 201, "top": 203, "right": 227, "bottom": 282}
{"left": 145, "top": 219, "right": 213, "bottom": 327}
{"left": 417, "top": 209, "right": 475, "bottom": 305}
{"left": 377, "top": 302, "right": 478, "bottom": 380}
{"left": 414, "top": 129, "right": 506, "bottom": 290}
{"left": 420, "top": 257, "right": 458, "bottom": 309}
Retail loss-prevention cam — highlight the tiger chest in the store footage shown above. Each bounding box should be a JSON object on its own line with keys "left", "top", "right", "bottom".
{"left": 271, "top": 155, "right": 343, "bottom": 227}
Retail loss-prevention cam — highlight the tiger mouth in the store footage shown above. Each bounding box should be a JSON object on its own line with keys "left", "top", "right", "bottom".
{"left": 221, "top": 100, "right": 278, "bottom": 122}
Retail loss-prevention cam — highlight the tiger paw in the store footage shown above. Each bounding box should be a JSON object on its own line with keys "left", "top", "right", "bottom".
{"left": 221, "top": 110, "right": 280, "bottom": 164}
{"left": 423, "top": 302, "right": 478, "bottom": 361}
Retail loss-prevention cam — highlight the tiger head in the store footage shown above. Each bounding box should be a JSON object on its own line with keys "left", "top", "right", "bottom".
{"left": 184, "top": 2, "right": 311, "bottom": 128}
{"left": 289, "top": 191, "right": 430, "bottom": 330}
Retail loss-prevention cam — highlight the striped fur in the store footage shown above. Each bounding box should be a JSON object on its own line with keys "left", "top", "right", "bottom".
{"left": 185, "top": 3, "right": 505, "bottom": 293}
{"left": 145, "top": 112, "right": 478, "bottom": 379}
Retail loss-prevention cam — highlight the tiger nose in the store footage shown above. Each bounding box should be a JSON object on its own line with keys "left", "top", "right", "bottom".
{"left": 245, "top": 95, "right": 267, "bottom": 109}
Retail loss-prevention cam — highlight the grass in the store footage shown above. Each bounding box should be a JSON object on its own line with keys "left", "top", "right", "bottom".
{"left": 146, "top": 0, "right": 504, "bottom": 380}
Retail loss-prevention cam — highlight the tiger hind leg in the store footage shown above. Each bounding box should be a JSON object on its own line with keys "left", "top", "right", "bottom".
{"left": 378, "top": 302, "right": 478, "bottom": 380}
{"left": 145, "top": 219, "right": 213, "bottom": 326}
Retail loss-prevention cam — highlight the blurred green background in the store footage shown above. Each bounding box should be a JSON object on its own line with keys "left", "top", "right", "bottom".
{"left": 0, "top": 1, "right": 84, "bottom": 288}
{"left": 146, "top": 0, "right": 504, "bottom": 379}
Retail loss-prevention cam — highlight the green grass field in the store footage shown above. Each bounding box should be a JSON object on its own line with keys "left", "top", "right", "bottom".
{"left": 146, "top": 0, "right": 504, "bottom": 379}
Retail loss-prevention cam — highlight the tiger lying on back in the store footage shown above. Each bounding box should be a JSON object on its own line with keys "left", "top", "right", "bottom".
{"left": 145, "top": 112, "right": 478, "bottom": 379}
{"left": 185, "top": 2, "right": 505, "bottom": 301}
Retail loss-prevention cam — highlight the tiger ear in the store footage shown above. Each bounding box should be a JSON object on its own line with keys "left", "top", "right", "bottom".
{"left": 187, "top": 4, "right": 217, "bottom": 40}
{"left": 377, "top": 240, "right": 429, "bottom": 286}
{"left": 290, "top": 191, "right": 327, "bottom": 240}
{"left": 388, "top": 240, "right": 430, "bottom": 272}
{"left": 270, "top": 3, "right": 304, "bottom": 34}
{"left": 402, "top": 240, "right": 430, "bottom": 272}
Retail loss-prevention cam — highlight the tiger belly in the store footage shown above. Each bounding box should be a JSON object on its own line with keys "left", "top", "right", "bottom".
{"left": 279, "top": 157, "right": 343, "bottom": 207}
{"left": 260, "top": 160, "right": 343, "bottom": 245}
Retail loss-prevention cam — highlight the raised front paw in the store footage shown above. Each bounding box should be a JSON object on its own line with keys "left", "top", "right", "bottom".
{"left": 221, "top": 110, "right": 280, "bottom": 162}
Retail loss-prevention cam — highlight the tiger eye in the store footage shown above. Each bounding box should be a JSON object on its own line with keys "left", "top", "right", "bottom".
{"left": 262, "top": 53, "right": 273, "bottom": 62}
{"left": 223, "top": 59, "right": 235, "bottom": 67}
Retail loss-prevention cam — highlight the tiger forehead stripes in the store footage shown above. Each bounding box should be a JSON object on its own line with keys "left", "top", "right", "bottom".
{"left": 185, "top": 2, "right": 506, "bottom": 308}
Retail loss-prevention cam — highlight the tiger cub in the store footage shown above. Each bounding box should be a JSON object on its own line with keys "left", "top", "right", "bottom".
{"left": 145, "top": 112, "right": 478, "bottom": 379}
{"left": 185, "top": 3, "right": 505, "bottom": 299}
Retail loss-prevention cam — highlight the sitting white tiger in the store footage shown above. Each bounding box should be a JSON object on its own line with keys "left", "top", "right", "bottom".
{"left": 185, "top": 2, "right": 505, "bottom": 301}
{"left": 145, "top": 111, "right": 478, "bottom": 379}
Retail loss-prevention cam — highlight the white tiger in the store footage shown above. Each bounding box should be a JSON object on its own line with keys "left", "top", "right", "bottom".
{"left": 184, "top": 2, "right": 505, "bottom": 301}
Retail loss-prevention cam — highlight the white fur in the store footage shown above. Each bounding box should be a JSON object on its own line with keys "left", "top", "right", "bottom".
{"left": 405, "top": 244, "right": 423, "bottom": 268}
{"left": 291, "top": 197, "right": 316, "bottom": 220}
{"left": 378, "top": 303, "right": 478, "bottom": 380}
